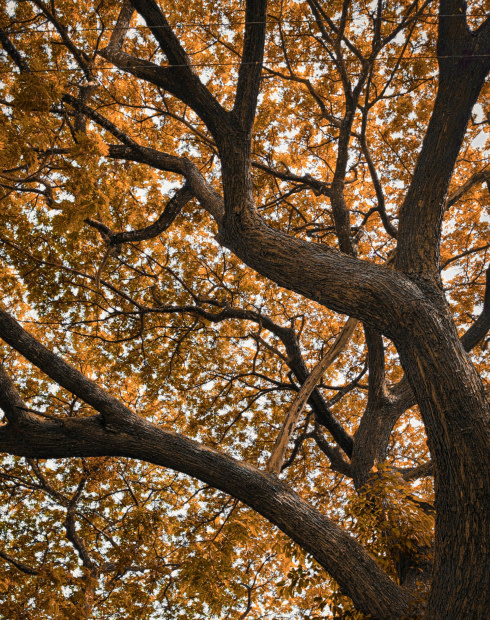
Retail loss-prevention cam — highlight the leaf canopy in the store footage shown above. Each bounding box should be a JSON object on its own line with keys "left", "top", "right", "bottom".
{"left": 0, "top": 0, "right": 488, "bottom": 617}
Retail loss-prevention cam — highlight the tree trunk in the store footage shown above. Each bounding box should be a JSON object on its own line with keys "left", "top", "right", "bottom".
{"left": 395, "top": 303, "right": 490, "bottom": 618}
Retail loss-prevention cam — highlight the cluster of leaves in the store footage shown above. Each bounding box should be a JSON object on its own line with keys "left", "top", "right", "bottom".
{"left": 346, "top": 465, "right": 434, "bottom": 577}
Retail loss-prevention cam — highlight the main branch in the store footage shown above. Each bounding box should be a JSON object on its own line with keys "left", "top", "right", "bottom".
{"left": 0, "top": 347, "right": 413, "bottom": 619}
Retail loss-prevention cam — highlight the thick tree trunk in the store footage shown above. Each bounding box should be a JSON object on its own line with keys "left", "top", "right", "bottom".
{"left": 214, "top": 133, "right": 490, "bottom": 618}
{"left": 394, "top": 304, "right": 490, "bottom": 618}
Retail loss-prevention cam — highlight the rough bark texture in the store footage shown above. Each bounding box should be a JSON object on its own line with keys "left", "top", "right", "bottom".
{"left": 266, "top": 318, "right": 357, "bottom": 473}
{"left": 0, "top": 312, "right": 413, "bottom": 618}
{"left": 0, "top": 0, "right": 489, "bottom": 617}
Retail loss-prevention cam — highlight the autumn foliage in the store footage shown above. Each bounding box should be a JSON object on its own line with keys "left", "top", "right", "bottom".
{"left": 0, "top": 0, "right": 489, "bottom": 618}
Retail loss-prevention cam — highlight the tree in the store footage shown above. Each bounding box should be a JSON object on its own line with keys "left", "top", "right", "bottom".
{"left": 0, "top": 0, "right": 488, "bottom": 616}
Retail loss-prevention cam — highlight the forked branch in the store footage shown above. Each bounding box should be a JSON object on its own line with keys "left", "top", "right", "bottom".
{"left": 0, "top": 312, "right": 414, "bottom": 618}
{"left": 266, "top": 318, "right": 357, "bottom": 473}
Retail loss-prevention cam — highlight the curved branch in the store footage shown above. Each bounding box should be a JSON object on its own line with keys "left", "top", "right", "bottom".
{"left": 108, "top": 145, "right": 420, "bottom": 341}
{"left": 108, "top": 145, "right": 224, "bottom": 223}
{"left": 0, "top": 548, "right": 39, "bottom": 576}
{"left": 395, "top": 0, "right": 490, "bottom": 282}
{"left": 98, "top": 49, "right": 194, "bottom": 103}
{"left": 86, "top": 184, "right": 194, "bottom": 245}
{"left": 0, "top": 382, "right": 414, "bottom": 618}
{"left": 217, "top": 206, "right": 424, "bottom": 338}
{"left": 149, "top": 296, "right": 354, "bottom": 455}
{"left": 460, "top": 264, "right": 490, "bottom": 351}
{"left": 266, "top": 318, "right": 357, "bottom": 473}
{"left": 127, "top": 0, "right": 227, "bottom": 138}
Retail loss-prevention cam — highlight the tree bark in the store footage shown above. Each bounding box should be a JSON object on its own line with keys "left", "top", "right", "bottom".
{"left": 393, "top": 305, "right": 490, "bottom": 618}
{"left": 1, "top": 0, "right": 489, "bottom": 617}
{"left": 0, "top": 319, "right": 414, "bottom": 618}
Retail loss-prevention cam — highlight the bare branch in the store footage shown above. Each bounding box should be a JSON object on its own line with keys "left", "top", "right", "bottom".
{"left": 105, "top": 0, "right": 135, "bottom": 54}
{"left": 0, "top": 548, "right": 39, "bottom": 576}
{"left": 233, "top": 0, "right": 268, "bottom": 131}
{"left": 0, "top": 28, "right": 31, "bottom": 73}
{"left": 0, "top": 306, "right": 136, "bottom": 430}
{"left": 266, "top": 318, "right": 357, "bottom": 473}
